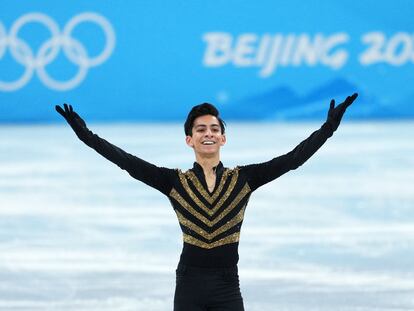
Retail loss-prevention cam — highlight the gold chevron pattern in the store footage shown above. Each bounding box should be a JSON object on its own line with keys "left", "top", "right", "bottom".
{"left": 183, "top": 232, "right": 241, "bottom": 249}
{"left": 170, "top": 183, "right": 250, "bottom": 227}
{"left": 169, "top": 167, "right": 251, "bottom": 249}
{"left": 175, "top": 203, "right": 247, "bottom": 241}
{"left": 177, "top": 169, "right": 239, "bottom": 216}
{"left": 184, "top": 169, "right": 233, "bottom": 204}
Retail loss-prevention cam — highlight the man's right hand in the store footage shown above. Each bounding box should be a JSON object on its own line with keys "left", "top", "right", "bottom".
{"left": 55, "top": 104, "right": 88, "bottom": 139}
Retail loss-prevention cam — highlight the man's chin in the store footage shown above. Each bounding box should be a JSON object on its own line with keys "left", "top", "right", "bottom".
{"left": 197, "top": 149, "right": 219, "bottom": 157}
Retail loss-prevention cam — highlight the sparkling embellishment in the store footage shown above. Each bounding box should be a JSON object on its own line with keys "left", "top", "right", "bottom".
{"left": 183, "top": 232, "right": 241, "bottom": 249}
{"left": 178, "top": 168, "right": 239, "bottom": 216}
{"left": 185, "top": 169, "right": 231, "bottom": 204}
{"left": 170, "top": 188, "right": 211, "bottom": 225}
{"left": 169, "top": 166, "right": 252, "bottom": 249}
{"left": 175, "top": 204, "right": 246, "bottom": 241}
{"left": 170, "top": 183, "right": 251, "bottom": 227}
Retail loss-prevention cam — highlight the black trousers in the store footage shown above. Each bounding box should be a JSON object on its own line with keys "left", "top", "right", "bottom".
{"left": 173, "top": 263, "right": 245, "bottom": 311}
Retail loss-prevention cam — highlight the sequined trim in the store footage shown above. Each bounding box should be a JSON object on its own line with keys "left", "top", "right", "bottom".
{"left": 175, "top": 204, "right": 246, "bottom": 241}
{"left": 208, "top": 183, "right": 250, "bottom": 226}
{"left": 178, "top": 169, "right": 239, "bottom": 216}
{"left": 170, "top": 188, "right": 210, "bottom": 225}
{"left": 211, "top": 170, "right": 238, "bottom": 214}
{"left": 170, "top": 183, "right": 251, "bottom": 227}
{"left": 185, "top": 168, "right": 234, "bottom": 204}
{"left": 183, "top": 232, "right": 240, "bottom": 249}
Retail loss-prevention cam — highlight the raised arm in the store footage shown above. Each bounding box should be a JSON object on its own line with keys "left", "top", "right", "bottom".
{"left": 55, "top": 104, "right": 174, "bottom": 195}
{"left": 241, "top": 93, "right": 358, "bottom": 191}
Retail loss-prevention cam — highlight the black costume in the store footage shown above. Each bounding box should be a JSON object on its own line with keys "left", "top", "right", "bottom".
{"left": 73, "top": 121, "right": 334, "bottom": 267}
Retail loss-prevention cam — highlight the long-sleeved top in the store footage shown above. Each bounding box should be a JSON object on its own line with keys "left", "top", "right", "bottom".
{"left": 76, "top": 122, "right": 334, "bottom": 268}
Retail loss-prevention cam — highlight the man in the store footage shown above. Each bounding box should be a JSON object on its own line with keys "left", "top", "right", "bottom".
{"left": 56, "top": 92, "right": 358, "bottom": 311}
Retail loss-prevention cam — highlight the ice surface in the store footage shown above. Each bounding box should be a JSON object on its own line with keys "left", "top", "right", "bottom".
{"left": 0, "top": 122, "right": 413, "bottom": 310}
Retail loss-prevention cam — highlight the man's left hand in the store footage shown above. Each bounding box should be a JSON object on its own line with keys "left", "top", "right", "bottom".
{"left": 327, "top": 93, "right": 358, "bottom": 131}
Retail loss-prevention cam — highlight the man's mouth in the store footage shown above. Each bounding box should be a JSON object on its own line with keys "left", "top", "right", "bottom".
{"left": 202, "top": 141, "right": 215, "bottom": 145}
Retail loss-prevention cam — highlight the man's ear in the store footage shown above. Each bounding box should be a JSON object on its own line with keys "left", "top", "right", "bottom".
{"left": 220, "top": 134, "right": 226, "bottom": 146}
{"left": 185, "top": 135, "right": 194, "bottom": 147}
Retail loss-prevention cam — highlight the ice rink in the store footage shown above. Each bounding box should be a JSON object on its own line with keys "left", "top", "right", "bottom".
{"left": 1, "top": 121, "right": 413, "bottom": 310}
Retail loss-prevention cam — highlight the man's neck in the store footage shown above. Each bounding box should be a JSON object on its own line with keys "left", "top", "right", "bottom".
{"left": 195, "top": 155, "right": 220, "bottom": 176}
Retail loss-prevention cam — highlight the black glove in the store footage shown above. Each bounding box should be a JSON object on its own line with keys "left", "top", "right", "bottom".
{"left": 326, "top": 93, "right": 358, "bottom": 131}
{"left": 55, "top": 103, "right": 89, "bottom": 140}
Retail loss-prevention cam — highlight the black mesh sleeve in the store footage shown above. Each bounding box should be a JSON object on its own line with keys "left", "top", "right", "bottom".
{"left": 240, "top": 122, "right": 334, "bottom": 191}
{"left": 78, "top": 129, "right": 175, "bottom": 196}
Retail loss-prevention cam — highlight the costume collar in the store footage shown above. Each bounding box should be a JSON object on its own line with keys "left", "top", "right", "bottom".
{"left": 192, "top": 161, "right": 224, "bottom": 175}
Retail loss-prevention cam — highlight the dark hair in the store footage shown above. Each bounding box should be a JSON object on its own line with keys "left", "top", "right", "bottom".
{"left": 184, "top": 103, "right": 226, "bottom": 136}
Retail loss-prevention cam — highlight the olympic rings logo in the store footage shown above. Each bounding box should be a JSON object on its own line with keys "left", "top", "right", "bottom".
{"left": 0, "top": 12, "right": 115, "bottom": 91}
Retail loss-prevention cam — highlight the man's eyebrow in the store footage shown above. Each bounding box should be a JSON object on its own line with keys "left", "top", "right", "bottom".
{"left": 195, "top": 124, "right": 220, "bottom": 128}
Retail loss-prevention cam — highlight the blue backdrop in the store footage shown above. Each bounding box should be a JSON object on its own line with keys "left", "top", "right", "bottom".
{"left": 1, "top": 0, "right": 413, "bottom": 122}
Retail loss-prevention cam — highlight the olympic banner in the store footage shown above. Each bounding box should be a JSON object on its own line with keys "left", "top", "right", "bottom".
{"left": 0, "top": 1, "right": 413, "bottom": 122}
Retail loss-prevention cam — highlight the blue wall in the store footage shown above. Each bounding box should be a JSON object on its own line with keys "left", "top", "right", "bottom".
{"left": 1, "top": 0, "right": 413, "bottom": 122}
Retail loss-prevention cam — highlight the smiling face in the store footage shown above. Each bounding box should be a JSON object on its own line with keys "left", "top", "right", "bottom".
{"left": 185, "top": 114, "right": 226, "bottom": 158}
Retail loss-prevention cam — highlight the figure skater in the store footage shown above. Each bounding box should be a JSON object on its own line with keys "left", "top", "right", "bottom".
{"left": 56, "top": 92, "right": 358, "bottom": 310}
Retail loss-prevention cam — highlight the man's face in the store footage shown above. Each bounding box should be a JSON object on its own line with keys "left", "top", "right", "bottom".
{"left": 185, "top": 115, "right": 226, "bottom": 156}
